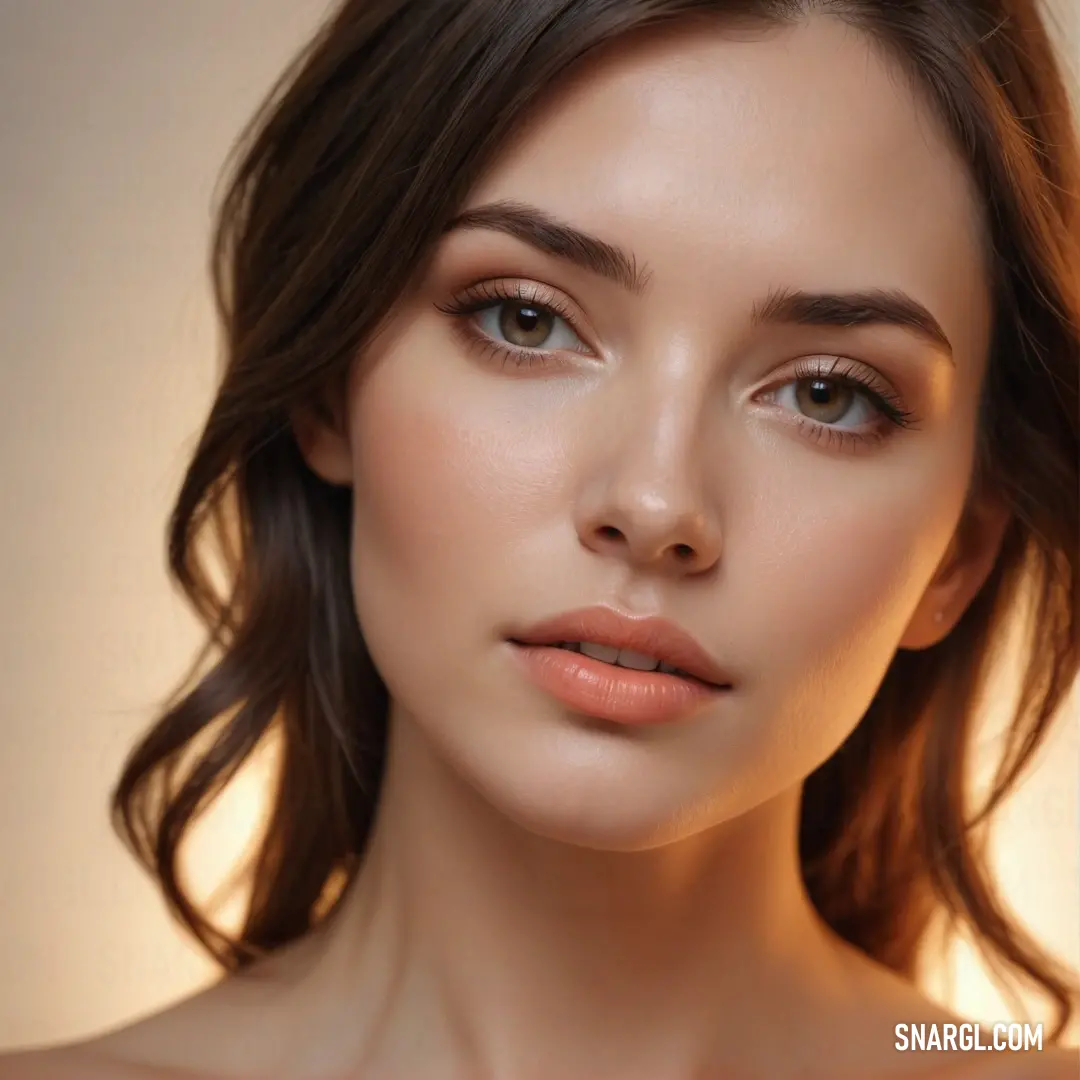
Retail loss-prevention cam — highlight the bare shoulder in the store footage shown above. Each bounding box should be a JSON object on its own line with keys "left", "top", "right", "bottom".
{"left": 0, "top": 976, "right": 268, "bottom": 1080}
{"left": 0, "top": 947, "right": 317, "bottom": 1080}
{"left": 1034, "top": 1045, "right": 1080, "bottom": 1078}
{"left": 999, "top": 1043, "right": 1078, "bottom": 1078}
{"left": 0, "top": 1043, "right": 173, "bottom": 1080}
{"left": 0, "top": 1005, "right": 236, "bottom": 1080}
{"left": 951, "top": 1044, "right": 1080, "bottom": 1079}
{"left": 826, "top": 941, "right": 1079, "bottom": 1079}
{"left": 0, "top": 923, "right": 351, "bottom": 1080}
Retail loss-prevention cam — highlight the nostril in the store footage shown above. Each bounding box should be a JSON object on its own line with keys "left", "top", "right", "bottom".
{"left": 672, "top": 543, "right": 695, "bottom": 560}
{"left": 597, "top": 525, "right": 623, "bottom": 542}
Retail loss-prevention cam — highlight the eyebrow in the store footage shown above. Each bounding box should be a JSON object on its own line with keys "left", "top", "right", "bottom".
{"left": 752, "top": 285, "right": 954, "bottom": 360}
{"left": 444, "top": 200, "right": 651, "bottom": 294}
{"left": 443, "top": 200, "right": 953, "bottom": 360}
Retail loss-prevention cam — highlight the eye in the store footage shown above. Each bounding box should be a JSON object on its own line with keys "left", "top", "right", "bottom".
{"left": 435, "top": 279, "right": 593, "bottom": 369}
{"left": 474, "top": 301, "right": 584, "bottom": 352}
{"left": 755, "top": 356, "right": 918, "bottom": 452}
{"left": 774, "top": 375, "right": 880, "bottom": 429}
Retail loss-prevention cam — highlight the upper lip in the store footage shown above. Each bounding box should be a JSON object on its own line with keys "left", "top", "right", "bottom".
{"left": 509, "top": 606, "right": 732, "bottom": 688}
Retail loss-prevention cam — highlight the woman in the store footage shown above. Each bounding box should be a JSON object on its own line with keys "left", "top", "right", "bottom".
{"left": 5, "top": 0, "right": 1078, "bottom": 1076}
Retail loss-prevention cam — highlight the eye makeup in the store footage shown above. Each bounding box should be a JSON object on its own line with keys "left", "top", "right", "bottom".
{"left": 435, "top": 276, "right": 924, "bottom": 453}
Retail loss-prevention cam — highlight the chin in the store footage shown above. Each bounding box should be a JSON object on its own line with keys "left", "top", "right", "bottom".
{"left": 452, "top": 730, "right": 755, "bottom": 854}
{"left": 494, "top": 798, "right": 700, "bottom": 853}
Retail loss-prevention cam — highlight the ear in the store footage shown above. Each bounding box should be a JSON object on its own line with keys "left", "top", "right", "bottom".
{"left": 899, "top": 490, "right": 1011, "bottom": 650}
{"left": 291, "top": 401, "right": 354, "bottom": 487}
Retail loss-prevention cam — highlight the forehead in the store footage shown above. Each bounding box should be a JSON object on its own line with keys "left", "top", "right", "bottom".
{"left": 464, "top": 15, "right": 991, "bottom": 363}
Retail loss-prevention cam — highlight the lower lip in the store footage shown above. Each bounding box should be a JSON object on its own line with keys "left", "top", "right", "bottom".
{"left": 508, "top": 643, "right": 727, "bottom": 726}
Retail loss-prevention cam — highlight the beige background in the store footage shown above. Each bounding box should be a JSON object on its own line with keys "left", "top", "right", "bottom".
{"left": 0, "top": 0, "right": 1077, "bottom": 1053}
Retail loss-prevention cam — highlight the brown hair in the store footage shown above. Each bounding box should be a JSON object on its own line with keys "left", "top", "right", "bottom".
{"left": 112, "top": 0, "right": 1079, "bottom": 1039}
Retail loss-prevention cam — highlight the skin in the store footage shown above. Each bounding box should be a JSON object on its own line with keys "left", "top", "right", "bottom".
{"left": 3, "top": 13, "right": 1076, "bottom": 1080}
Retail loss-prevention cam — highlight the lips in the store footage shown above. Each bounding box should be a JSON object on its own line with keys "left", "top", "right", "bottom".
{"left": 508, "top": 606, "right": 732, "bottom": 689}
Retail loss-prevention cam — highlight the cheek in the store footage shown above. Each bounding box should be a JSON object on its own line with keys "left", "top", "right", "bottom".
{"left": 723, "top": 454, "right": 968, "bottom": 770}
{"left": 743, "top": 488, "right": 932, "bottom": 649}
{"left": 346, "top": 351, "right": 563, "bottom": 653}
{"left": 350, "top": 374, "right": 482, "bottom": 617}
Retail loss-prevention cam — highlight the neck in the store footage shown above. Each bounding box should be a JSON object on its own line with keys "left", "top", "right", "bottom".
{"left": 295, "top": 708, "right": 854, "bottom": 1079}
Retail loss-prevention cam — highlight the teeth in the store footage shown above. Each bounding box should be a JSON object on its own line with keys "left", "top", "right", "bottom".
{"left": 551, "top": 642, "right": 696, "bottom": 679}
{"left": 579, "top": 641, "right": 620, "bottom": 664}
{"left": 614, "top": 648, "right": 661, "bottom": 671}
{"left": 569, "top": 642, "right": 662, "bottom": 672}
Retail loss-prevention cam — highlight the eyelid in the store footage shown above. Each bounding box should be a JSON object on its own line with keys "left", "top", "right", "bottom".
{"left": 757, "top": 353, "right": 881, "bottom": 388}
{"left": 753, "top": 354, "right": 919, "bottom": 435}
{"left": 438, "top": 277, "right": 597, "bottom": 348}
{"left": 438, "top": 283, "right": 920, "bottom": 440}
{"left": 758, "top": 353, "right": 908, "bottom": 404}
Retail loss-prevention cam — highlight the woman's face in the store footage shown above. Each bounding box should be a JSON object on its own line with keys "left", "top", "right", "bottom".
{"left": 305, "top": 16, "right": 995, "bottom": 848}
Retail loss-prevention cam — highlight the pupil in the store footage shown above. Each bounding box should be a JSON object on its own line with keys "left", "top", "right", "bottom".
{"left": 795, "top": 376, "right": 853, "bottom": 424}
{"left": 499, "top": 302, "right": 552, "bottom": 347}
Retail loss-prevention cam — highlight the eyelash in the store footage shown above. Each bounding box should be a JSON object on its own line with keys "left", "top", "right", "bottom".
{"left": 435, "top": 280, "right": 585, "bottom": 367}
{"left": 436, "top": 280, "right": 919, "bottom": 451}
{"left": 783, "top": 355, "right": 918, "bottom": 450}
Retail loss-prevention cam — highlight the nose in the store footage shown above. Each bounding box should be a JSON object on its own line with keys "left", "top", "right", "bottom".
{"left": 573, "top": 424, "right": 723, "bottom": 576}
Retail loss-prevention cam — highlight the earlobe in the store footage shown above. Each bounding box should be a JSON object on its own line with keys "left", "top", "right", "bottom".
{"left": 291, "top": 405, "right": 355, "bottom": 487}
{"left": 898, "top": 492, "right": 1011, "bottom": 651}
{"left": 899, "top": 590, "right": 961, "bottom": 652}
